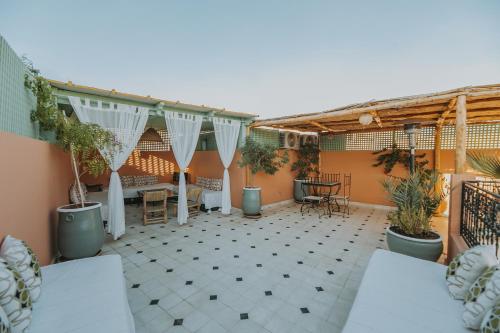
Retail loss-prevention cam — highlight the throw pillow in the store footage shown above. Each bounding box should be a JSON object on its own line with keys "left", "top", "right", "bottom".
{"left": 463, "top": 266, "right": 500, "bottom": 329}
{"left": 120, "top": 175, "right": 135, "bottom": 188}
{"left": 446, "top": 245, "right": 498, "bottom": 300}
{"left": 0, "top": 236, "right": 42, "bottom": 302}
{"left": 0, "top": 258, "right": 32, "bottom": 332}
{"left": 480, "top": 303, "right": 500, "bottom": 333}
{"left": 0, "top": 306, "right": 10, "bottom": 333}
{"left": 69, "top": 183, "right": 87, "bottom": 204}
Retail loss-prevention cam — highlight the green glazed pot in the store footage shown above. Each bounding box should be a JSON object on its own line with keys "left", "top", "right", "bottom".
{"left": 386, "top": 227, "right": 443, "bottom": 262}
{"left": 293, "top": 179, "right": 308, "bottom": 202}
{"left": 57, "top": 202, "right": 104, "bottom": 259}
{"left": 242, "top": 187, "right": 261, "bottom": 217}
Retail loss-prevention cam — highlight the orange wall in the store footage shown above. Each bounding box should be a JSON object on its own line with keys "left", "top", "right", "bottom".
{"left": 319, "top": 149, "right": 498, "bottom": 206}
{"left": 0, "top": 132, "right": 73, "bottom": 265}
{"left": 252, "top": 150, "right": 297, "bottom": 205}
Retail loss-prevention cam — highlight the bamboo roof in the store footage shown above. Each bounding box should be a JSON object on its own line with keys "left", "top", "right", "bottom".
{"left": 251, "top": 83, "right": 500, "bottom": 134}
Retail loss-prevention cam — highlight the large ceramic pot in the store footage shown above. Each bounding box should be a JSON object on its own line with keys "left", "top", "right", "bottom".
{"left": 293, "top": 179, "right": 307, "bottom": 203}
{"left": 242, "top": 187, "right": 261, "bottom": 217}
{"left": 57, "top": 202, "right": 104, "bottom": 260}
{"left": 386, "top": 227, "right": 443, "bottom": 262}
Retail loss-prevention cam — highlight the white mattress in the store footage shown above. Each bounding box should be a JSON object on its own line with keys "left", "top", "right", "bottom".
{"left": 342, "top": 250, "right": 468, "bottom": 333}
{"left": 184, "top": 184, "right": 222, "bottom": 210}
{"left": 31, "top": 255, "right": 135, "bottom": 333}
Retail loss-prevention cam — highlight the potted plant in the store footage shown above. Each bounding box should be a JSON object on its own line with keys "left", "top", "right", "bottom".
{"left": 238, "top": 138, "right": 288, "bottom": 218}
{"left": 382, "top": 170, "right": 446, "bottom": 261}
{"left": 291, "top": 142, "right": 319, "bottom": 202}
{"left": 25, "top": 62, "right": 117, "bottom": 259}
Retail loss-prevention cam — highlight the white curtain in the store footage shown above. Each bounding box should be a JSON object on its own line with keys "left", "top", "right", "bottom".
{"left": 213, "top": 117, "right": 240, "bottom": 214}
{"left": 68, "top": 96, "right": 148, "bottom": 240}
{"left": 165, "top": 112, "right": 202, "bottom": 225}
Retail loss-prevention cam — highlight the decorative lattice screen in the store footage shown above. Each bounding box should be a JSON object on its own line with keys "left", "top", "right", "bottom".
{"left": 319, "top": 123, "right": 500, "bottom": 151}
{"left": 136, "top": 129, "right": 171, "bottom": 151}
{"left": 251, "top": 128, "right": 280, "bottom": 146}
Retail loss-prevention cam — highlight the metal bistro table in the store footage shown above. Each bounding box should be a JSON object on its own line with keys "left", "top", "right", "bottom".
{"left": 300, "top": 180, "right": 341, "bottom": 218}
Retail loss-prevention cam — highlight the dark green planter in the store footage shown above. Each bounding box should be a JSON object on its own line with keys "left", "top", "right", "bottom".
{"left": 386, "top": 227, "right": 443, "bottom": 262}
{"left": 242, "top": 187, "right": 261, "bottom": 217}
{"left": 57, "top": 202, "right": 104, "bottom": 259}
{"left": 294, "top": 179, "right": 308, "bottom": 202}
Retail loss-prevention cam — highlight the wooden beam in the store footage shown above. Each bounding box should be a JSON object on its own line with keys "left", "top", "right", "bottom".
{"left": 436, "top": 98, "right": 457, "bottom": 127}
{"left": 455, "top": 95, "right": 467, "bottom": 173}
{"left": 370, "top": 111, "right": 382, "bottom": 127}
{"left": 434, "top": 125, "right": 442, "bottom": 171}
{"left": 307, "top": 121, "right": 335, "bottom": 132}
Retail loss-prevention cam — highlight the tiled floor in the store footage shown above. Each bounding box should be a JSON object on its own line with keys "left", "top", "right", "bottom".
{"left": 103, "top": 203, "right": 390, "bottom": 333}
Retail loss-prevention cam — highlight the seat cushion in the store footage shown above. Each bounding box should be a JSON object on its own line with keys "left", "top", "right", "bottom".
{"left": 342, "top": 250, "right": 469, "bottom": 333}
{"left": 31, "top": 255, "right": 134, "bottom": 333}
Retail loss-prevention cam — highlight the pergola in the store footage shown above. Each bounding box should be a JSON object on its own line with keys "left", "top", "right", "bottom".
{"left": 251, "top": 83, "right": 500, "bottom": 173}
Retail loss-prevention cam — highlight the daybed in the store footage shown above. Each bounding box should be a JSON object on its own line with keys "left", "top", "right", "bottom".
{"left": 342, "top": 249, "right": 469, "bottom": 333}
{"left": 31, "top": 255, "right": 134, "bottom": 333}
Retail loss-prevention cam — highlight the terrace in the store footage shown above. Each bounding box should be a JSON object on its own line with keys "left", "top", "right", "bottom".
{"left": 1, "top": 18, "right": 500, "bottom": 333}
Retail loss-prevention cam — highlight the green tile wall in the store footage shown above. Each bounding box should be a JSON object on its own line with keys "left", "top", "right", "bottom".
{"left": 251, "top": 128, "right": 280, "bottom": 146}
{"left": 0, "top": 35, "right": 36, "bottom": 137}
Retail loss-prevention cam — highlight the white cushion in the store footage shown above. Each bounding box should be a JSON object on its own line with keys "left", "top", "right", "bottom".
{"left": 31, "top": 255, "right": 134, "bottom": 333}
{"left": 480, "top": 303, "right": 500, "bottom": 332}
{"left": 0, "top": 258, "right": 32, "bottom": 333}
{"left": 0, "top": 306, "right": 10, "bottom": 332}
{"left": 446, "top": 245, "right": 498, "bottom": 300}
{"left": 0, "top": 235, "right": 42, "bottom": 302}
{"left": 463, "top": 267, "right": 500, "bottom": 329}
{"left": 342, "top": 250, "right": 469, "bottom": 333}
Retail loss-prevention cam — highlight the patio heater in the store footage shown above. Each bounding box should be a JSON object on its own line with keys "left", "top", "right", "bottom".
{"left": 404, "top": 123, "right": 420, "bottom": 174}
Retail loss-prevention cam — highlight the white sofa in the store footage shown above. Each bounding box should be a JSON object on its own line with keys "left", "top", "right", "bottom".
{"left": 31, "top": 255, "right": 134, "bottom": 333}
{"left": 342, "top": 250, "right": 469, "bottom": 333}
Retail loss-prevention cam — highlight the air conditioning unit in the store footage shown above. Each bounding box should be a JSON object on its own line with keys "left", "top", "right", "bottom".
{"left": 300, "top": 134, "right": 319, "bottom": 147}
{"left": 280, "top": 131, "right": 300, "bottom": 150}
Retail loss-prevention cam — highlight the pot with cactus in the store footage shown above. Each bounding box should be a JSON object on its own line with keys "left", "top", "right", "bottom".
{"left": 383, "top": 170, "right": 446, "bottom": 261}
{"left": 238, "top": 138, "right": 288, "bottom": 218}
{"left": 25, "top": 61, "right": 117, "bottom": 259}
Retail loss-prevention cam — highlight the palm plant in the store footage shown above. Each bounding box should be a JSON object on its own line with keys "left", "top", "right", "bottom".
{"left": 383, "top": 170, "right": 444, "bottom": 236}
{"left": 467, "top": 152, "right": 500, "bottom": 179}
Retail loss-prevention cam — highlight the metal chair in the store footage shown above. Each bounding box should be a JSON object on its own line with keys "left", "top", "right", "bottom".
{"left": 300, "top": 179, "right": 333, "bottom": 218}
{"left": 330, "top": 173, "right": 352, "bottom": 217}
{"left": 143, "top": 190, "right": 168, "bottom": 225}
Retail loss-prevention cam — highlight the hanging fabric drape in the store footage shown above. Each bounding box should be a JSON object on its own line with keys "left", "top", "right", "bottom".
{"left": 212, "top": 117, "right": 240, "bottom": 214}
{"left": 68, "top": 96, "right": 148, "bottom": 240}
{"left": 164, "top": 112, "right": 202, "bottom": 225}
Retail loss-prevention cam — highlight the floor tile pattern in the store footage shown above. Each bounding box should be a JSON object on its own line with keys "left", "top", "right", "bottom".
{"left": 103, "top": 203, "right": 389, "bottom": 333}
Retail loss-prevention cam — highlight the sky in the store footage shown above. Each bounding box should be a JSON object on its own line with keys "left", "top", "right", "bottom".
{"left": 1, "top": 1, "right": 500, "bottom": 119}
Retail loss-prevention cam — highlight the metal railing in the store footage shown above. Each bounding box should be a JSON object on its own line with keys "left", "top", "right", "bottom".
{"left": 461, "top": 181, "right": 500, "bottom": 253}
